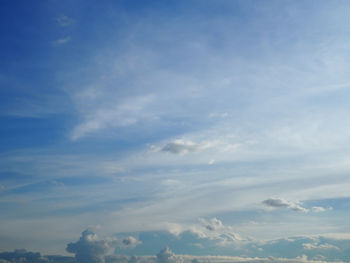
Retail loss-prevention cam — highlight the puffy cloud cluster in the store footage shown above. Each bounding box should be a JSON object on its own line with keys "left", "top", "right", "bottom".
{"left": 0, "top": 248, "right": 340, "bottom": 263}
{"left": 0, "top": 249, "right": 74, "bottom": 263}
{"left": 66, "top": 230, "right": 141, "bottom": 263}
{"left": 121, "top": 236, "right": 142, "bottom": 249}
{"left": 190, "top": 218, "right": 246, "bottom": 247}
{"left": 157, "top": 247, "right": 183, "bottom": 263}
{"left": 2, "top": 228, "right": 350, "bottom": 263}
{"left": 66, "top": 229, "right": 116, "bottom": 263}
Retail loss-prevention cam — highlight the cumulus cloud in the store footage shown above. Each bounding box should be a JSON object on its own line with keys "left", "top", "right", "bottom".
{"left": 190, "top": 218, "right": 245, "bottom": 247}
{"left": 203, "top": 217, "right": 223, "bottom": 231}
{"left": 121, "top": 236, "right": 142, "bottom": 249}
{"left": 157, "top": 247, "right": 182, "bottom": 263}
{"left": 0, "top": 249, "right": 69, "bottom": 263}
{"left": 262, "top": 198, "right": 309, "bottom": 213}
{"left": 66, "top": 229, "right": 118, "bottom": 263}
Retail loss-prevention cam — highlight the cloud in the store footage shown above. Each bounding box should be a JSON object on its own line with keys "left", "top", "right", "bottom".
{"left": 310, "top": 206, "right": 328, "bottom": 213}
{"left": 56, "top": 15, "right": 74, "bottom": 27}
{"left": 302, "top": 243, "right": 339, "bottom": 251}
{"left": 53, "top": 37, "right": 71, "bottom": 45}
{"left": 203, "top": 217, "right": 223, "bottom": 231}
{"left": 71, "top": 95, "right": 155, "bottom": 140}
{"left": 160, "top": 138, "right": 239, "bottom": 155}
{"left": 66, "top": 229, "right": 118, "bottom": 263}
{"left": 189, "top": 218, "right": 246, "bottom": 247}
{"left": 262, "top": 198, "right": 309, "bottom": 213}
{"left": 156, "top": 247, "right": 182, "bottom": 263}
{"left": 121, "top": 236, "right": 142, "bottom": 249}
{"left": 161, "top": 140, "right": 209, "bottom": 155}
{"left": 262, "top": 198, "right": 330, "bottom": 214}
{"left": 0, "top": 249, "right": 67, "bottom": 263}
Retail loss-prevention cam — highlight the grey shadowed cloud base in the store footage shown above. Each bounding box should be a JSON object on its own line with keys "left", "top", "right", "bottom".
{"left": 161, "top": 140, "right": 209, "bottom": 155}
{"left": 1, "top": 227, "right": 350, "bottom": 263}
{"left": 262, "top": 198, "right": 330, "bottom": 213}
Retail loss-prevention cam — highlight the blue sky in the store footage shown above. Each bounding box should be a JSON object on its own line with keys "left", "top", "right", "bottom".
{"left": 1, "top": 0, "right": 350, "bottom": 262}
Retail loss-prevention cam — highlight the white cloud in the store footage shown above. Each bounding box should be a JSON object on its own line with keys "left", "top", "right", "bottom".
{"left": 66, "top": 229, "right": 118, "bottom": 263}
{"left": 189, "top": 218, "right": 246, "bottom": 247}
{"left": 310, "top": 207, "right": 326, "bottom": 213}
{"left": 71, "top": 95, "right": 155, "bottom": 140}
{"left": 157, "top": 247, "right": 183, "bottom": 263}
{"left": 302, "top": 243, "right": 339, "bottom": 251}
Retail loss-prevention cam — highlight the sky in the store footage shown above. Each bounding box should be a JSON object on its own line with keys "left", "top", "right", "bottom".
{"left": 1, "top": 0, "right": 350, "bottom": 262}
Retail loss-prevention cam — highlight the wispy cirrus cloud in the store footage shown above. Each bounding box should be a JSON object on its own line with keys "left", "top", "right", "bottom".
{"left": 71, "top": 95, "right": 156, "bottom": 140}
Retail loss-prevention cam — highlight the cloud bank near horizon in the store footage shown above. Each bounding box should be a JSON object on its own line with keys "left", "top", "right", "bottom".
{"left": 3, "top": 225, "right": 350, "bottom": 263}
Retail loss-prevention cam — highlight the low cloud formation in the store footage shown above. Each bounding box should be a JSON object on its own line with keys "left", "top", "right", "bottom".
{"left": 2, "top": 229, "right": 350, "bottom": 263}
{"left": 0, "top": 249, "right": 74, "bottom": 263}
{"left": 302, "top": 243, "right": 339, "bottom": 251}
{"left": 157, "top": 247, "right": 183, "bottom": 263}
{"left": 121, "top": 236, "right": 142, "bottom": 249}
{"left": 0, "top": 248, "right": 342, "bottom": 263}
{"left": 161, "top": 140, "right": 209, "bottom": 155}
{"left": 203, "top": 218, "right": 223, "bottom": 231}
{"left": 262, "top": 198, "right": 311, "bottom": 213}
{"left": 190, "top": 218, "right": 245, "bottom": 247}
{"left": 66, "top": 230, "right": 142, "bottom": 263}
{"left": 262, "top": 198, "right": 330, "bottom": 214}
{"left": 66, "top": 229, "right": 118, "bottom": 263}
